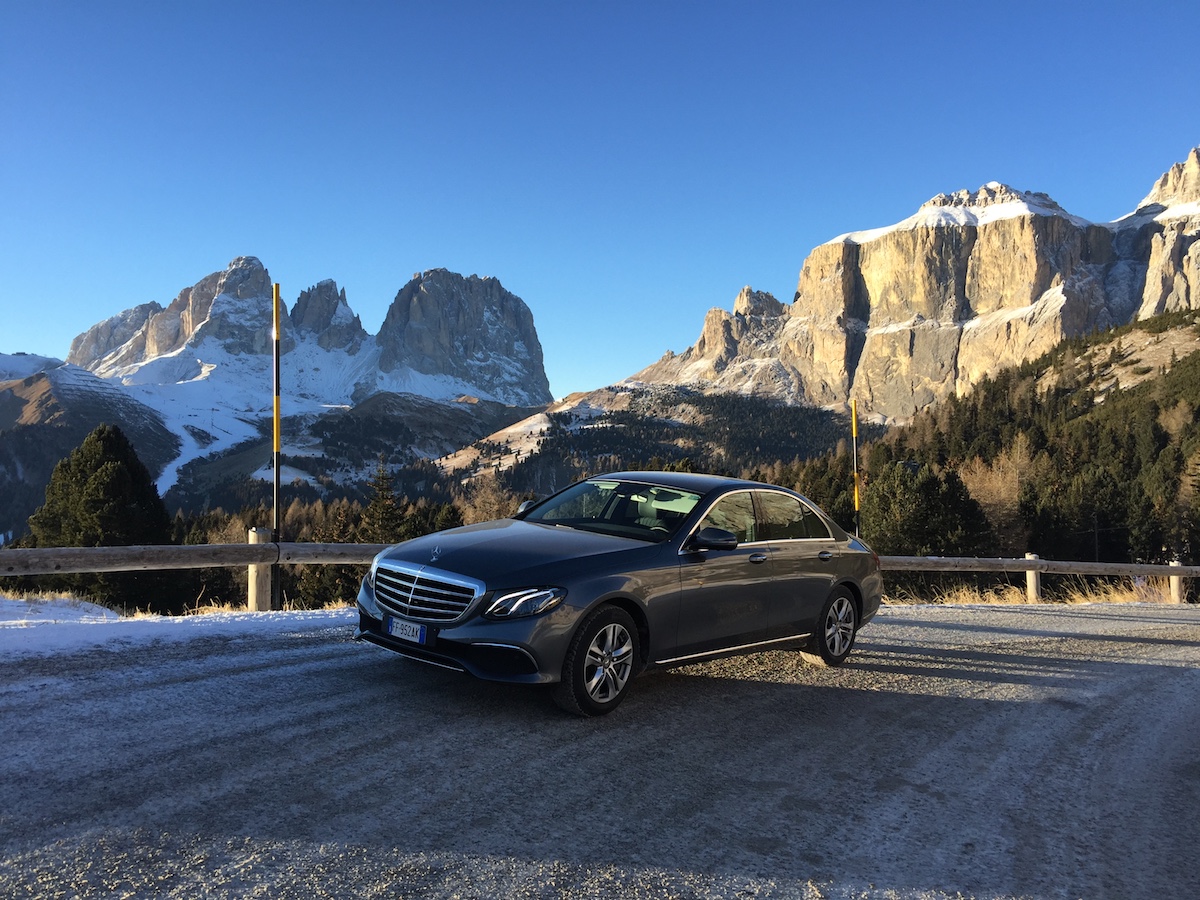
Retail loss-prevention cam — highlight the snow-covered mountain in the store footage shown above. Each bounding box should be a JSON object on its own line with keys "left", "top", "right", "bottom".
{"left": 0, "top": 259, "right": 554, "bottom": 534}
{"left": 0, "top": 352, "right": 65, "bottom": 382}
{"left": 623, "top": 146, "right": 1200, "bottom": 422}
{"left": 57, "top": 258, "right": 554, "bottom": 494}
{"left": 69, "top": 258, "right": 551, "bottom": 406}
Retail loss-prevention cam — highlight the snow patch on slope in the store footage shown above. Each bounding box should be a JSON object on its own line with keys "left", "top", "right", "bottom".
{"left": 829, "top": 183, "right": 1093, "bottom": 245}
{"left": 0, "top": 353, "right": 63, "bottom": 382}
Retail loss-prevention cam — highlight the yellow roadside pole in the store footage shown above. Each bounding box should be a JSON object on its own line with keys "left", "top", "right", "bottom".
{"left": 851, "top": 398, "right": 861, "bottom": 536}
{"left": 271, "top": 283, "right": 282, "bottom": 610}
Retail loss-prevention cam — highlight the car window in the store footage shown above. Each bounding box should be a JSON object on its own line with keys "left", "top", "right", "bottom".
{"left": 532, "top": 480, "right": 614, "bottom": 522}
{"left": 756, "top": 491, "right": 832, "bottom": 540}
{"left": 525, "top": 479, "right": 702, "bottom": 541}
{"left": 698, "top": 492, "right": 757, "bottom": 542}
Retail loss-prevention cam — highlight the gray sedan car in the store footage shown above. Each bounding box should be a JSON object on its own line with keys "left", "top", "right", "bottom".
{"left": 356, "top": 471, "right": 882, "bottom": 715}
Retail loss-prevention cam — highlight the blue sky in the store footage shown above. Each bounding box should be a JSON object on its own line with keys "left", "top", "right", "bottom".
{"left": 2, "top": 1, "right": 1197, "bottom": 398}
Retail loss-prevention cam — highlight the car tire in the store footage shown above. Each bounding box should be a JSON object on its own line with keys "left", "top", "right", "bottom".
{"left": 553, "top": 604, "right": 639, "bottom": 716}
{"left": 800, "top": 588, "right": 858, "bottom": 667}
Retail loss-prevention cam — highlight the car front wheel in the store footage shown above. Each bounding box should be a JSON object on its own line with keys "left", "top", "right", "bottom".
{"left": 554, "top": 604, "right": 638, "bottom": 716}
{"left": 800, "top": 588, "right": 858, "bottom": 667}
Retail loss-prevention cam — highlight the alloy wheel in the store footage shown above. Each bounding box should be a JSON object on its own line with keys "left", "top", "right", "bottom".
{"left": 825, "top": 595, "right": 856, "bottom": 658}
{"left": 583, "top": 622, "right": 634, "bottom": 702}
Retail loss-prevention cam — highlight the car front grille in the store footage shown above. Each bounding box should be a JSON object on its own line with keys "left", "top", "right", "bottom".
{"left": 373, "top": 563, "right": 482, "bottom": 623}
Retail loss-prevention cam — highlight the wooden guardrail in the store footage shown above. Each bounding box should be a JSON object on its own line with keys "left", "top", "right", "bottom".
{"left": 0, "top": 539, "right": 391, "bottom": 612}
{"left": 0, "top": 543, "right": 1192, "bottom": 604}
{"left": 0, "top": 542, "right": 390, "bottom": 577}
{"left": 880, "top": 553, "right": 1192, "bottom": 603}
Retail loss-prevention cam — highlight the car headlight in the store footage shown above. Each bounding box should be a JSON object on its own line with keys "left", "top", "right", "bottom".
{"left": 485, "top": 587, "right": 567, "bottom": 619}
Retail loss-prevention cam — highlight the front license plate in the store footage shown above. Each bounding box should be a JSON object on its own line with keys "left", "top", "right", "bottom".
{"left": 385, "top": 616, "right": 427, "bottom": 645}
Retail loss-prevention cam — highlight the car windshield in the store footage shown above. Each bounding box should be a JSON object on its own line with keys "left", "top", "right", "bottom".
{"left": 522, "top": 479, "right": 703, "bottom": 542}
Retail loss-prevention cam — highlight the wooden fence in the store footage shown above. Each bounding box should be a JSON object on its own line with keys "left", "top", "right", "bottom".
{"left": 0, "top": 539, "right": 1194, "bottom": 606}
{"left": 0, "top": 538, "right": 390, "bottom": 611}
{"left": 883, "top": 553, "right": 1193, "bottom": 603}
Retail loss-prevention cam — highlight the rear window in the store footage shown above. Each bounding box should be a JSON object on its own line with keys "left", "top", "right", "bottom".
{"left": 756, "top": 491, "right": 831, "bottom": 540}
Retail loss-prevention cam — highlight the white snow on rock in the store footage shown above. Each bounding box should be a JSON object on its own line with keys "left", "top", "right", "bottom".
{"left": 828, "top": 183, "right": 1093, "bottom": 245}
{"left": 0, "top": 352, "right": 63, "bottom": 382}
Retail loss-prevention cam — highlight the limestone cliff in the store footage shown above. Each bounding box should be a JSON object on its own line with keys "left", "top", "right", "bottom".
{"left": 68, "top": 257, "right": 292, "bottom": 380}
{"left": 1130, "top": 147, "right": 1200, "bottom": 319}
{"left": 65, "top": 260, "right": 553, "bottom": 408}
{"left": 630, "top": 148, "right": 1200, "bottom": 422}
{"left": 838, "top": 186, "right": 1132, "bottom": 418}
{"left": 375, "top": 269, "right": 552, "bottom": 406}
{"left": 291, "top": 279, "right": 368, "bottom": 352}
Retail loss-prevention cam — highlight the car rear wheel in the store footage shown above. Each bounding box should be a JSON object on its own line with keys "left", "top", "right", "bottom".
{"left": 800, "top": 588, "right": 858, "bottom": 667}
{"left": 554, "top": 605, "right": 638, "bottom": 716}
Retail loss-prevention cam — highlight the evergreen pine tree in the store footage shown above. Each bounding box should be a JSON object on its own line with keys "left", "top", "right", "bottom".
{"left": 30, "top": 424, "right": 171, "bottom": 548}
{"left": 358, "top": 455, "right": 404, "bottom": 543}
{"left": 861, "top": 462, "right": 995, "bottom": 557}
{"left": 27, "top": 424, "right": 177, "bottom": 612}
{"left": 296, "top": 502, "right": 363, "bottom": 608}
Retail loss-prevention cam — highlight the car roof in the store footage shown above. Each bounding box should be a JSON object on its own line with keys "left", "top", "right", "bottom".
{"left": 590, "top": 470, "right": 770, "bottom": 496}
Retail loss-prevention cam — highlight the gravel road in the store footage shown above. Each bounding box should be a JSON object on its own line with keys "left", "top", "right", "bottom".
{"left": 2, "top": 603, "right": 1199, "bottom": 899}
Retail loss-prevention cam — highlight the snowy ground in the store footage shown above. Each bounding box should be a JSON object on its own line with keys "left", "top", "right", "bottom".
{"left": 2, "top": 599, "right": 1199, "bottom": 898}
{"left": 0, "top": 596, "right": 355, "bottom": 657}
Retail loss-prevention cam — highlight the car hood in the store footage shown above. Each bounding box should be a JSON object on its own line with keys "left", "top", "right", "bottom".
{"left": 375, "top": 518, "right": 654, "bottom": 586}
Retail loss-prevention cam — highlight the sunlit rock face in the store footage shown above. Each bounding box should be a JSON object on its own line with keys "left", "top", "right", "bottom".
{"left": 1133, "top": 147, "right": 1200, "bottom": 320}
{"left": 67, "top": 256, "right": 291, "bottom": 380}
{"left": 629, "top": 149, "right": 1200, "bottom": 422}
{"left": 376, "top": 268, "right": 552, "bottom": 406}
{"left": 291, "top": 279, "right": 368, "bottom": 352}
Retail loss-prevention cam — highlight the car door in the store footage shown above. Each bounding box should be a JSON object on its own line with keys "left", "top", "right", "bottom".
{"left": 755, "top": 490, "right": 841, "bottom": 641}
{"left": 672, "top": 490, "right": 775, "bottom": 659}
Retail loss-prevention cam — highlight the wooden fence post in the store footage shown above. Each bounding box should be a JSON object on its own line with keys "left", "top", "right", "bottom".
{"left": 1169, "top": 560, "right": 1184, "bottom": 603}
{"left": 1025, "top": 553, "right": 1041, "bottom": 603}
{"left": 247, "top": 527, "right": 273, "bottom": 611}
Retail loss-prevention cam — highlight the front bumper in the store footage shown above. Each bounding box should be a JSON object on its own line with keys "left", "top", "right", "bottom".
{"left": 354, "top": 578, "right": 566, "bottom": 684}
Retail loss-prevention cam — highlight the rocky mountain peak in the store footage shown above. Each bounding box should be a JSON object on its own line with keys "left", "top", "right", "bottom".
{"left": 634, "top": 152, "right": 1200, "bottom": 421}
{"left": 175, "top": 256, "right": 285, "bottom": 356}
{"left": 1138, "top": 146, "right": 1200, "bottom": 210}
{"left": 208, "top": 255, "right": 272, "bottom": 301}
{"left": 66, "top": 302, "right": 163, "bottom": 368}
{"left": 733, "top": 287, "right": 785, "bottom": 317}
{"left": 69, "top": 257, "right": 290, "bottom": 379}
{"left": 628, "top": 285, "right": 808, "bottom": 401}
{"left": 922, "top": 182, "right": 1067, "bottom": 215}
{"left": 375, "top": 269, "right": 552, "bottom": 406}
{"left": 291, "top": 279, "right": 367, "bottom": 351}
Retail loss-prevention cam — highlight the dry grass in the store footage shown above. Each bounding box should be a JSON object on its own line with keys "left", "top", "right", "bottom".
{"left": 885, "top": 583, "right": 1029, "bottom": 605}
{"left": 1, "top": 588, "right": 90, "bottom": 603}
{"left": 1053, "top": 577, "right": 1176, "bottom": 605}
{"left": 181, "top": 598, "right": 355, "bottom": 616}
{"left": 2, "top": 588, "right": 352, "bottom": 617}
{"left": 886, "top": 577, "right": 1179, "bottom": 605}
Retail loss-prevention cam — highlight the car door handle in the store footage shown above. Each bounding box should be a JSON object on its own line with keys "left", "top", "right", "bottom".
{"left": 748, "top": 553, "right": 769, "bottom": 564}
{"left": 818, "top": 551, "right": 834, "bottom": 562}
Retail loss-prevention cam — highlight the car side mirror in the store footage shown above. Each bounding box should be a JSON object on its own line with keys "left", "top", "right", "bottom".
{"left": 687, "top": 526, "right": 739, "bottom": 552}
{"left": 516, "top": 499, "right": 538, "bottom": 515}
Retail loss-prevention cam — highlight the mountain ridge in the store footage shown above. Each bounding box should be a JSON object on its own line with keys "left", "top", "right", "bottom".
{"left": 623, "top": 146, "right": 1200, "bottom": 422}
{"left": 4, "top": 146, "right": 1199, "bottom": 536}
{"left": 1, "top": 263, "right": 554, "bottom": 530}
